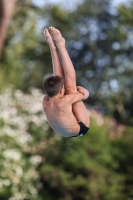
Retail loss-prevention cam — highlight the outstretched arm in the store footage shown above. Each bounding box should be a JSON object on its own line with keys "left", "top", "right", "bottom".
{"left": 77, "top": 86, "right": 89, "bottom": 100}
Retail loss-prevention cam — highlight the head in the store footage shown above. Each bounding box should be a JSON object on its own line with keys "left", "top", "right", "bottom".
{"left": 44, "top": 75, "right": 64, "bottom": 98}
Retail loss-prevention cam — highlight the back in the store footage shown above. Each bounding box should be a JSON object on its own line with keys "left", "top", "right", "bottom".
{"left": 42, "top": 95, "right": 79, "bottom": 137}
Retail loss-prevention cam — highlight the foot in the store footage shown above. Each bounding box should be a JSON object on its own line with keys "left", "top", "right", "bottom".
{"left": 43, "top": 28, "right": 56, "bottom": 49}
{"left": 49, "top": 27, "right": 65, "bottom": 48}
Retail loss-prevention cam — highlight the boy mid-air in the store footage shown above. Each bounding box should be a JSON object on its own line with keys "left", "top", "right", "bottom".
{"left": 42, "top": 27, "right": 90, "bottom": 137}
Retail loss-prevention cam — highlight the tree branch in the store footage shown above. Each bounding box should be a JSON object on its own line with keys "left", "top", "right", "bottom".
{"left": 0, "top": 0, "right": 17, "bottom": 57}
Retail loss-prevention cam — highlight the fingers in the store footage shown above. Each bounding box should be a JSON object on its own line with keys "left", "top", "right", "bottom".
{"left": 83, "top": 90, "right": 89, "bottom": 100}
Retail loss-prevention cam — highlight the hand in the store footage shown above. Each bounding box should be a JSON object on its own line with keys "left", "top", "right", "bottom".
{"left": 77, "top": 86, "right": 89, "bottom": 100}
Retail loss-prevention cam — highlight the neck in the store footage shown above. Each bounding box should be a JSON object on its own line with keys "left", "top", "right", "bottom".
{"left": 50, "top": 94, "right": 64, "bottom": 100}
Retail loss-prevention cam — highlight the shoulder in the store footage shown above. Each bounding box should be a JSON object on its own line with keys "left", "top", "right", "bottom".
{"left": 42, "top": 95, "right": 49, "bottom": 110}
{"left": 62, "top": 94, "right": 70, "bottom": 102}
{"left": 52, "top": 96, "right": 69, "bottom": 109}
{"left": 62, "top": 94, "right": 74, "bottom": 105}
{"left": 43, "top": 95, "right": 49, "bottom": 101}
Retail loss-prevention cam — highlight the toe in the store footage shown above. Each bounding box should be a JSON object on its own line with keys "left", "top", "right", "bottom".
{"left": 48, "top": 27, "right": 52, "bottom": 34}
{"left": 44, "top": 29, "right": 48, "bottom": 35}
{"left": 46, "top": 29, "right": 51, "bottom": 36}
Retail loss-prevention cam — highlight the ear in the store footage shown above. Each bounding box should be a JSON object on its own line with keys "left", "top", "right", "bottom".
{"left": 59, "top": 89, "right": 62, "bottom": 94}
{"left": 59, "top": 87, "right": 64, "bottom": 94}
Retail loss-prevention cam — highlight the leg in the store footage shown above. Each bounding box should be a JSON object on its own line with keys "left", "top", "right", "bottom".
{"left": 43, "top": 29, "right": 65, "bottom": 82}
{"left": 49, "top": 27, "right": 90, "bottom": 127}
{"left": 49, "top": 27, "right": 77, "bottom": 94}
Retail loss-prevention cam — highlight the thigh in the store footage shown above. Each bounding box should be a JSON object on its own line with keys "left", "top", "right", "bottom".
{"left": 72, "top": 101, "right": 90, "bottom": 127}
{"left": 65, "top": 87, "right": 90, "bottom": 128}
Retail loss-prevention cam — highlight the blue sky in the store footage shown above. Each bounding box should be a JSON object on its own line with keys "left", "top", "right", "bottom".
{"left": 32, "top": 0, "right": 128, "bottom": 9}
{"left": 32, "top": 0, "right": 129, "bottom": 30}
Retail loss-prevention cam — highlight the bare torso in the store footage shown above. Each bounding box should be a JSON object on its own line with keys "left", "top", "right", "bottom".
{"left": 42, "top": 95, "right": 80, "bottom": 137}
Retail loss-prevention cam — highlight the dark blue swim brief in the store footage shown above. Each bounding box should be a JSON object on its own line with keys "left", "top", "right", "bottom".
{"left": 72, "top": 121, "right": 89, "bottom": 137}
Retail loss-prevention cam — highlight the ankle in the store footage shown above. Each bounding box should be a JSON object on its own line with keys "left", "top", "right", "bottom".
{"left": 56, "top": 41, "right": 66, "bottom": 49}
{"left": 55, "top": 38, "right": 66, "bottom": 47}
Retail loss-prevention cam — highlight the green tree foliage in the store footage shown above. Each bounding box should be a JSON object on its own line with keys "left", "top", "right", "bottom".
{"left": 0, "top": 88, "right": 133, "bottom": 199}
{"left": 76, "top": 0, "right": 132, "bottom": 126}
{"left": 0, "top": 88, "right": 46, "bottom": 199}
{"left": 0, "top": 0, "right": 51, "bottom": 91}
{"left": 38, "top": 117, "right": 133, "bottom": 200}
{"left": 116, "top": 2, "right": 133, "bottom": 126}
{"left": 1, "top": 0, "right": 133, "bottom": 125}
{"left": 1, "top": 1, "right": 133, "bottom": 199}
{"left": 43, "top": 0, "right": 133, "bottom": 126}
